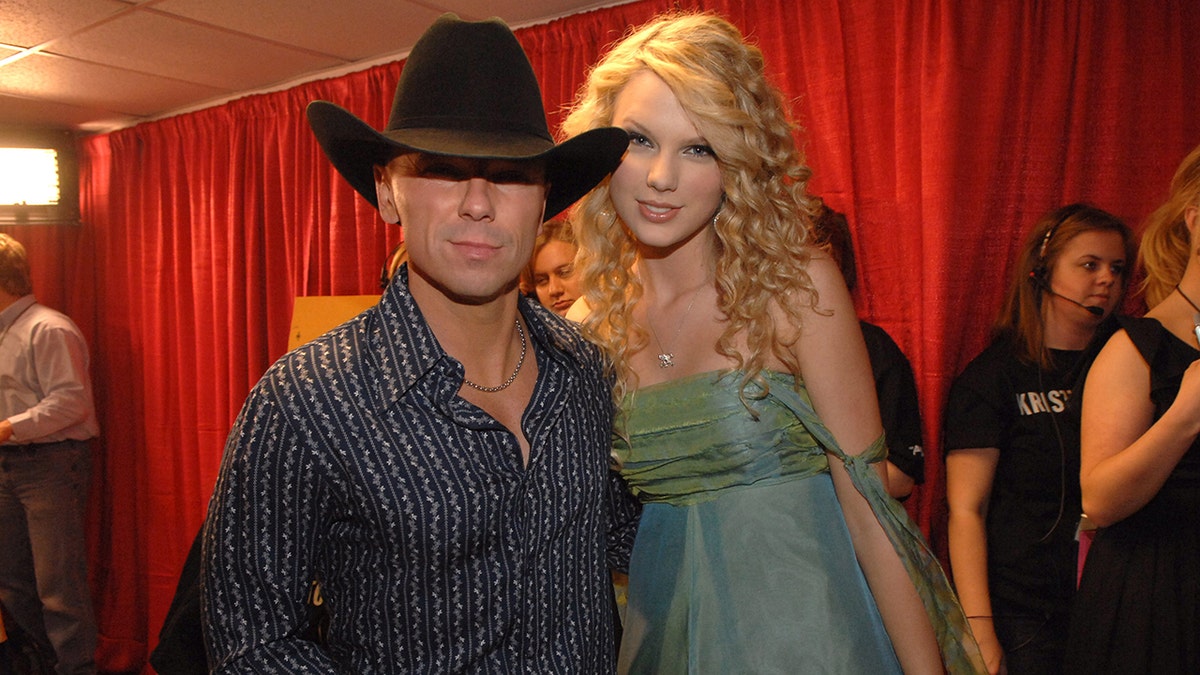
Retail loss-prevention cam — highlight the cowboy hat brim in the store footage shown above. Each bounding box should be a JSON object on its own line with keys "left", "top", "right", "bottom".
{"left": 307, "top": 100, "right": 627, "bottom": 221}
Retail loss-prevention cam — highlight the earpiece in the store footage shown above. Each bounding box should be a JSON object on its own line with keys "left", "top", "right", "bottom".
{"left": 1028, "top": 203, "right": 1089, "bottom": 283}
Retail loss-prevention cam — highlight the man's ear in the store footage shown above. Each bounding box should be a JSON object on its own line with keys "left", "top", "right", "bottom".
{"left": 375, "top": 165, "right": 400, "bottom": 224}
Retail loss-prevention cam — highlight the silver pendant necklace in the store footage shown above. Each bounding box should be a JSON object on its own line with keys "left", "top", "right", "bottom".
{"left": 648, "top": 285, "right": 703, "bottom": 368}
{"left": 462, "top": 319, "right": 526, "bottom": 392}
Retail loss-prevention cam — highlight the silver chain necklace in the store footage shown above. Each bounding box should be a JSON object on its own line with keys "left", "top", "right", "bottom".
{"left": 462, "top": 319, "right": 526, "bottom": 392}
{"left": 648, "top": 285, "right": 702, "bottom": 368}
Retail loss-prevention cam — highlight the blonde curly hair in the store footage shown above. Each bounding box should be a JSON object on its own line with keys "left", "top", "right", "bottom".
{"left": 1139, "top": 142, "right": 1200, "bottom": 308}
{"left": 560, "top": 11, "right": 819, "bottom": 404}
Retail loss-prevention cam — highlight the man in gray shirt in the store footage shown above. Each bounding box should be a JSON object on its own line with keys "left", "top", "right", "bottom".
{"left": 0, "top": 232, "right": 100, "bottom": 674}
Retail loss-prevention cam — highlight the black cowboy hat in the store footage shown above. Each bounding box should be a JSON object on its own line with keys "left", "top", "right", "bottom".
{"left": 307, "top": 13, "right": 627, "bottom": 221}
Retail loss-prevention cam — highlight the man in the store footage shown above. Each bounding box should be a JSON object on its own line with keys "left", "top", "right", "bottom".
{"left": 201, "top": 14, "right": 639, "bottom": 673}
{"left": 0, "top": 233, "right": 100, "bottom": 675}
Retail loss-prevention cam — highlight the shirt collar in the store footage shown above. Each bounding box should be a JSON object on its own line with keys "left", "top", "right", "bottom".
{"left": 0, "top": 294, "right": 36, "bottom": 329}
{"left": 367, "top": 265, "right": 590, "bottom": 410}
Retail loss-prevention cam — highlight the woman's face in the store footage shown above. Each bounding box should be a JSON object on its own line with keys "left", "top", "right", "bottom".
{"left": 608, "top": 70, "right": 725, "bottom": 252}
{"left": 531, "top": 240, "right": 581, "bottom": 315}
{"left": 1047, "top": 229, "right": 1127, "bottom": 320}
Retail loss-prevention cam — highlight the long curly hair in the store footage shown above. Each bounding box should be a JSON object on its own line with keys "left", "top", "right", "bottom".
{"left": 560, "top": 11, "right": 818, "bottom": 403}
{"left": 1139, "top": 142, "right": 1200, "bottom": 308}
{"left": 996, "top": 203, "right": 1134, "bottom": 369}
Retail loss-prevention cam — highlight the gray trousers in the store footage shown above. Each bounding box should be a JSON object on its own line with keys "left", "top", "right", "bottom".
{"left": 0, "top": 440, "right": 97, "bottom": 675}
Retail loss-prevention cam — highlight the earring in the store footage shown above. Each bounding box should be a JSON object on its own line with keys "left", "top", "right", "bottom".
{"left": 711, "top": 194, "right": 726, "bottom": 224}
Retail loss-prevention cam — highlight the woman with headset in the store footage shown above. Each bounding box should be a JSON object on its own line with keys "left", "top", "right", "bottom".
{"left": 944, "top": 204, "right": 1134, "bottom": 674}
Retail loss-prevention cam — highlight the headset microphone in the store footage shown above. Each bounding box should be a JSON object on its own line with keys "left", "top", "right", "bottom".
{"left": 1029, "top": 271, "right": 1104, "bottom": 316}
{"left": 1047, "top": 286, "right": 1104, "bottom": 316}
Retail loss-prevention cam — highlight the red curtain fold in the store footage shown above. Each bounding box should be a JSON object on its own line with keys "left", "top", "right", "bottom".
{"left": 5, "top": 0, "right": 1191, "bottom": 670}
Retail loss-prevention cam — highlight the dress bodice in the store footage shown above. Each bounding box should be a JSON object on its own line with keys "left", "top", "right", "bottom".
{"left": 614, "top": 370, "right": 869, "bottom": 505}
{"left": 1114, "top": 317, "right": 1200, "bottom": 522}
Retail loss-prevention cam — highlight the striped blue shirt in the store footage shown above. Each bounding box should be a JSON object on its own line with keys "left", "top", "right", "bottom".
{"left": 202, "top": 266, "right": 639, "bottom": 673}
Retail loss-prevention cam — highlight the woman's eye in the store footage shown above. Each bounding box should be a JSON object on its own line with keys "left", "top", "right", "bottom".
{"left": 627, "top": 131, "right": 651, "bottom": 147}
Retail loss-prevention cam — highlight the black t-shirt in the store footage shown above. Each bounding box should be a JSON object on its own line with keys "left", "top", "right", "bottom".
{"left": 943, "top": 338, "right": 1084, "bottom": 615}
{"left": 861, "top": 321, "right": 925, "bottom": 483}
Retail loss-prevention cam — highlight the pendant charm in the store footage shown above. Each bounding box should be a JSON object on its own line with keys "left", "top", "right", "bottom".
{"left": 658, "top": 352, "right": 675, "bottom": 368}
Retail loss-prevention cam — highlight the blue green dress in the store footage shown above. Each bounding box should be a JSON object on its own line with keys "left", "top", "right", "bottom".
{"left": 615, "top": 370, "right": 983, "bottom": 674}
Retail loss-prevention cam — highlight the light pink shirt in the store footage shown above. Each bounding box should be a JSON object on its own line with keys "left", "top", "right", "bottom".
{"left": 0, "top": 295, "right": 99, "bottom": 444}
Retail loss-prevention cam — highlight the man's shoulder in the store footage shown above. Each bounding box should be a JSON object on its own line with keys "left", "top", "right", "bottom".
{"left": 523, "top": 300, "right": 604, "bottom": 374}
{"left": 25, "top": 302, "right": 85, "bottom": 338}
{"left": 249, "top": 311, "right": 379, "bottom": 411}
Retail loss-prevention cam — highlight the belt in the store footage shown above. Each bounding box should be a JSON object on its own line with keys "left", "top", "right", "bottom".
{"left": 4, "top": 440, "right": 87, "bottom": 452}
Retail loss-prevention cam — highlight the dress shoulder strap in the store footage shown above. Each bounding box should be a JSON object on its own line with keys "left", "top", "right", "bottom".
{"left": 766, "top": 384, "right": 987, "bottom": 673}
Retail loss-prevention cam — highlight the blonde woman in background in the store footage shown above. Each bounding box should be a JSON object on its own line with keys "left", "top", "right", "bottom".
{"left": 521, "top": 218, "right": 583, "bottom": 316}
{"left": 564, "top": 12, "right": 981, "bottom": 674}
{"left": 1065, "top": 143, "right": 1200, "bottom": 674}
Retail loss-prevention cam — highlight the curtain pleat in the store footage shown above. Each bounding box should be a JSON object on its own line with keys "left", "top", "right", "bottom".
{"left": 4, "top": 0, "right": 1193, "bottom": 669}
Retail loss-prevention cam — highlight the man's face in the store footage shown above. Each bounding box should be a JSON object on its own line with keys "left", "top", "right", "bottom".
{"left": 376, "top": 153, "right": 548, "bottom": 305}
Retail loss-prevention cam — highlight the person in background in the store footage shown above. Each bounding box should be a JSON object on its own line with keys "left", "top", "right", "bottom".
{"left": 810, "top": 201, "right": 926, "bottom": 499}
{"left": 1065, "top": 143, "right": 1200, "bottom": 674}
{"left": 0, "top": 233, "right": 100, "bottom": 675}
{"left": 201, "top": 15, "right": 639, "bottom": 672}
{"left": 944, "top": 204, "right": 1134, "bottom": 674}
{"left": 563, "top": 11, "right": 982, "bottom": 673}
{"left": 521, "top": 218, "right": 583, "bottom": 316}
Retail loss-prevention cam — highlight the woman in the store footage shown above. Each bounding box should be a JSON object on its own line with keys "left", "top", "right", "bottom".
{"left": 521, "top": 218, "right": 583, "bottom": 316}
{"left": 944, "top": 204, "right": 1134, "bottom": 674}
{"left": 563, "top": 12, "right": 981, "bottom": 673}
{"left": 1064, "top": 144, "right": 1200, "bottom": 674}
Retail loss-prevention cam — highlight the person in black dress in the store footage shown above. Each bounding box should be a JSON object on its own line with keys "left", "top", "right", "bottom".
{"left": 1066, "top": 143, "right": 1200, "bottom": 674}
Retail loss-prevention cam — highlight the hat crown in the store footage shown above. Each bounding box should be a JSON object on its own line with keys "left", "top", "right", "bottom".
{"left": 305, "top": 14, "right": 628, "bottom": 221}
{"left": 387, "top": 15, "right": 552, "bottom": 143}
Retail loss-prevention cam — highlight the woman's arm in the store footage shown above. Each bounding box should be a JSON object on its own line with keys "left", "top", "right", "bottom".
{"left": 1079, "top": 330, "right": 1200, "bottom": 526}
{"left": 793, "top": 255, "right": 942, "bottom": 674}
{"left": 946, "top": 447, "right": 1005, "bottom": 675}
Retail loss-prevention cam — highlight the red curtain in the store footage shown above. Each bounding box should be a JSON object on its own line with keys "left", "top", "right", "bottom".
{"left": 7, "top": 0, "right": 1194, "bottom": 670}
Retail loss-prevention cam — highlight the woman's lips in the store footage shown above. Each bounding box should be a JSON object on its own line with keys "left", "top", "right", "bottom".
{"left": 637, "top": 200, "right": 680, "bottom": 223}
